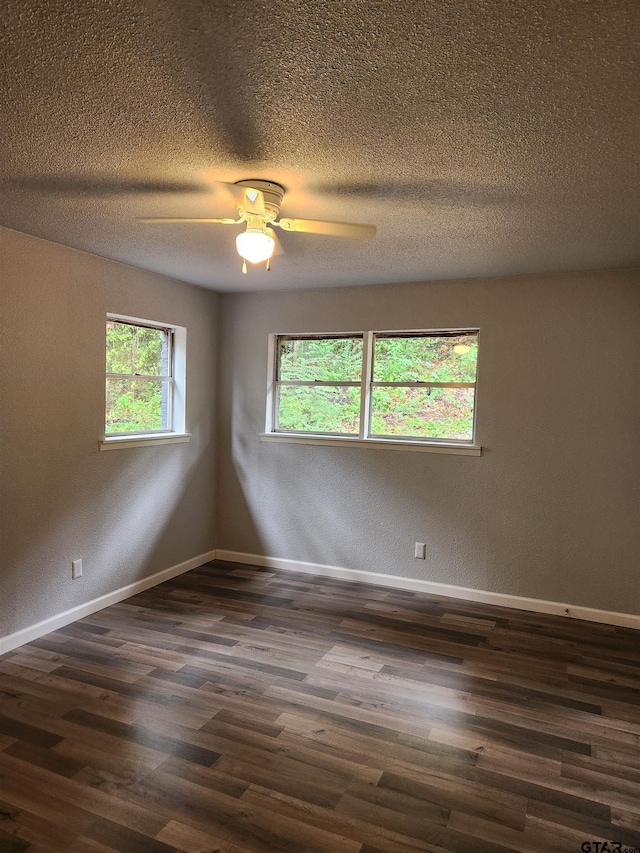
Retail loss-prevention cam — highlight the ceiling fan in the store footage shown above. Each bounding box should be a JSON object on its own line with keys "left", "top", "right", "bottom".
{"left": 138, "top": 180, "right": 376, "bottom": 273}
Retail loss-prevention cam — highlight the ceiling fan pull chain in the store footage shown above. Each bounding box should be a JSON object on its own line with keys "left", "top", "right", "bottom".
{"left": 242, "top": 259, "right": 247, "bottom": 275}
{"left": 266, "top": 258, "right": 271, "bottom": 272}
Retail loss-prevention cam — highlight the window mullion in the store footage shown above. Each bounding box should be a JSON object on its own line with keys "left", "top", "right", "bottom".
{"left": 106, "top": 373, "right": 170, "bottom": 381}
{"left": 166, "top": 330, "right": 173, "bottom": 432}
{"left": 166, "top": 376, "right": 174, "bottom": 433}
{"left": 274, "top": 382, "right": 281, "bottom": 431}
{"left": 359, "top": 331, "right": 374, "bottom": 439}
{"left": 370, "top": 381, "right": 476, "bottom": 389}
{"left": 277, "top": 380, "right": 361, "bottom": 387}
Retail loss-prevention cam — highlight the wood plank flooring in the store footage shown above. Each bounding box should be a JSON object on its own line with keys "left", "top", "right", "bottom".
{"left": 1, "top": 560, "right": 639, "bottom": 853}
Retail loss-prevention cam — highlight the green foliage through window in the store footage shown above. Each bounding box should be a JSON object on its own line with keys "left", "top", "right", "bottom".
{"left": 274, "top": 331, "right": 479, "bottom": 442}
{"left": 278, "top": 337, "right": 362, "bottom": 381}
{"left": 277, "top": 386, "right": 360, "bottom": 434}
{"left": 370, "top": 333, "right": 477, "bottom": 440}
{"left": 370, "top": 387, "right": 475, "bottom": 440}
{"left": 105, "top": 320, "right": 171, "bottom": 434}
{"left": 277, "top": 336, "right": 363, "bottom": 434}
{"left": 373, "top": 335, "right": 477, "bottom": 383}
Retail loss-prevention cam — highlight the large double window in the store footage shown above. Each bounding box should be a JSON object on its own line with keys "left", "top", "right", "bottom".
{"left": 268, "top": 330, "right": 479, "bottom": 445}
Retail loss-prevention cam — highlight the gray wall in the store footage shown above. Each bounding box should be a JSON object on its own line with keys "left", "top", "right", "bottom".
{"left": 2, "top": 232, "right": 638, "bottom": 637}
{"left": 217, "top": 268, "right": 640, "bottom": 616}
{"left": 0, "top": 227, "right": 218, "bottom": 637}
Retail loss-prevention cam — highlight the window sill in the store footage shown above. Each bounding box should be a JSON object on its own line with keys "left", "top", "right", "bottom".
{"left": 99, "top": 433, "right": 191, "bottom": 451}
{"left": 259, "top": 433, "right": 481, "bottom": 456}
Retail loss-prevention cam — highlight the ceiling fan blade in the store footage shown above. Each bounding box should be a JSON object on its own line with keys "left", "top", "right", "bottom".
{"left": 137, "top": 217, "right": 240, "bottom": 224}
{"left": 277, "top": 218, "right": 376, "bottom": 239}
{"left": 213, "top": 182, "right": 265, "bottom": 215}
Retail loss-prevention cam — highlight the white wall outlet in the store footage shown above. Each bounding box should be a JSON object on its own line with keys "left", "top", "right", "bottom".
{"left": 414, "top": 542, "right": 426, "bottom": 559}
{"left": 72, "top": 559, "right": 83, "bottom": 579}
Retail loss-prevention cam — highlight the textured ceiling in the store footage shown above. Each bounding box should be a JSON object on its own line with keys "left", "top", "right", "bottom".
{"left": 1, "top": 0, "right": 639, "bottom": 292}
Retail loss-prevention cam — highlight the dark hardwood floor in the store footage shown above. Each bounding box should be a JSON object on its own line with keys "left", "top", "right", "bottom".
{"left": 1, "top": 560, "right": 639, "bottom": 853}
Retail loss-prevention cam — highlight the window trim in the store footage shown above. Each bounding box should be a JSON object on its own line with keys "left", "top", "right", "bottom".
{"left": 266, "top": 328, "right": 481, "bottom": 451}
{"left": 103, "top": 313, "right": 188, "bottom": 446}
{"left": 259, "top": 432, "right": 481, "bottom": 455}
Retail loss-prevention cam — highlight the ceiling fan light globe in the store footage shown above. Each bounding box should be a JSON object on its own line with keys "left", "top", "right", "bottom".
{"left": 236, "top": 230, "right": 275, "bottom": 264}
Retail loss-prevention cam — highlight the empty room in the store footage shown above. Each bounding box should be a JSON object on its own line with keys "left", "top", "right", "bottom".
{"left": 0, "top": 1, "right": 639, "bottom": 852}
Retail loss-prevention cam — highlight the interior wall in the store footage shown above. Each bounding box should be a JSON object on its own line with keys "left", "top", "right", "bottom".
{"left": 217, "top": 268, "right": 640, "bottom": 616}
{"left": 0, "top": 227, "right": 219, "bottom": 638}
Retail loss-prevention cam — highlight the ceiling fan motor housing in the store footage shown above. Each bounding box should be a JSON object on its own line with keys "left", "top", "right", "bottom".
{"left": 235, "top": 179, "right": 284, "bottom": 221}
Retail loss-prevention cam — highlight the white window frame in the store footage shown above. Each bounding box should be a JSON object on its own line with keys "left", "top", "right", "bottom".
{"left": 262, "top": 329, "right": 481, "bottom": 456}
{"left": 99, "top": 314, "right": 189, "bottom": 450}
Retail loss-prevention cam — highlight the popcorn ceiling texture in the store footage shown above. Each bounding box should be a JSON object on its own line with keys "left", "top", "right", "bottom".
{"left": 1, "top": 0, "right": 639, "bottom": 291}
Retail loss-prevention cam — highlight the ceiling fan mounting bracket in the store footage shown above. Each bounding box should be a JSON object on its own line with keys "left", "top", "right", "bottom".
{"left": 235, "top": 179, "right": 284, "bottom": 221}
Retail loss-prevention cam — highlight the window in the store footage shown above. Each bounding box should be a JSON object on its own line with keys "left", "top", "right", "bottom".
{"left": 266, "top": 330, "right": 479, "bottom": 449}
{"left": 103, "top": 315, "right": 187, "bottom": 446}
{"left": 275, "top": 336, "right": 363, "bottom": 435}
{"left": 370, "top": 332, "right": 478, "bottom": 442}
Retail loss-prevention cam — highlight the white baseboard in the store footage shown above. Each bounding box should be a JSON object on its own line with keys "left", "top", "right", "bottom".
{"left": 215, "top": 549, "right": 640, "bottom": 631}
{"left": 3, "top": 546, "right": 637, "bottom": 656}
{"left": 0, "top": 550, "right": 217, "bottom": 656}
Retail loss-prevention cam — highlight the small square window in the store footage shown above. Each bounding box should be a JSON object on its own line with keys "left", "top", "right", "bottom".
{"left": 105, "top": 317, "right": 174, "bottom": 436}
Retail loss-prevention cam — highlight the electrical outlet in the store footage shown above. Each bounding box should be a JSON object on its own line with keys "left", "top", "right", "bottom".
{"left": 414, "top": 542, "right": 426, "bottom": 560}
{"left": 72, "top": 559, "right": 83, "bottom": 579}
